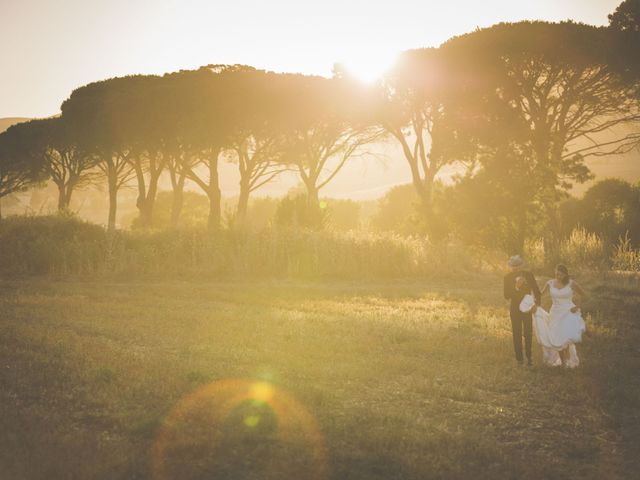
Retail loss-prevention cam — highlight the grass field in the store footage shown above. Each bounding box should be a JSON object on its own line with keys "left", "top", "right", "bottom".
{"left": 0, "top": 274, "right": 639, "bottom": 480}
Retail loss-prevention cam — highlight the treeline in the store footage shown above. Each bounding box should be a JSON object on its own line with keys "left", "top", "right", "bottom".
{"left": 374, "top": 177, "right": 640, "bottom": 252}
{"left": 1, "top": 2, "right": 639, "bottom": 263}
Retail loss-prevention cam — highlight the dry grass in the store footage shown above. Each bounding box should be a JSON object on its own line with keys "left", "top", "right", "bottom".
{"left": 0, "top": 215, "right": 483, "bottom": 279}
{"left": 0, "top": 274, "right": 638, "bottom": 479}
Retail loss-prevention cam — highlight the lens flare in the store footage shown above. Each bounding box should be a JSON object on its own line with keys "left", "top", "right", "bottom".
{"left": 250, "top": 381, "right": 274, "bottom": 403}
{"left": 151, "top": 378, "right": 327, "bottom": 480}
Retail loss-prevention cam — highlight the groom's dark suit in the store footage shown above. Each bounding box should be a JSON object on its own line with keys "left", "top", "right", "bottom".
{"left": 504, "top": 270, "right": 541, "bottom": 364}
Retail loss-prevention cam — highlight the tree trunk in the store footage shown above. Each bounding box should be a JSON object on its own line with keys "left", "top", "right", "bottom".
{"left": 543, "top": 203, "right": 561, "bottom": 266}
{"left": 514, "top": 211, "right": 527, "bottom": 256}
{"left": 134, "top": 160, "right": 147, "bottom": 227}
{"left": 208, "top": 193, "right": 220, "bottom": 230}
{"left": 393, "top": 129, "right": 437, "bottom": 226}
{"left": 207, "top": 153, "right": 221, "bottom": 230}
{"left": 236, "top": 178, "right": 250, "bottom": 224}
{"left": 144, "top": 172, "right": 161, "bottom": 227}
{"left": 303, "top": 182, "right": 323, "bottom": 229}
{"left": 305, "top": 182, "right": 319, "bottom": 209}
{"left": 415, "top": 172, "right": 435, "bottom": 231}
{"left": 139, "top": 200, "right": 153, "bottom": 227}
{"left": 133, "top": 156, "right": 162, "bottom": 229}
{"left": 57, "top": 183, "right": 67, "bottom": 211}
{"left": 170, "top": 173, "right": 185, "bottom": 228}
{"left": 107, "top": 173, "right": 118, "bottom": 231}
{"left": 64, "top": 185, "right": 73, "bottom": 211}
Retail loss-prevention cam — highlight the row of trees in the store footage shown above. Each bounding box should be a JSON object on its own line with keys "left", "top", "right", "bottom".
{"left": 1, "top": 1, "right": 639, "bottom": 260}
{"left": 371, "top": 178, "right": 640, "bottom": 251}
{"left": 0, "top": 68, "right": 379, "bottom": 230}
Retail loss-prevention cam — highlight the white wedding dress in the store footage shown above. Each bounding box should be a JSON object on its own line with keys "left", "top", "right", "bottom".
{"left": 520, "top": 280, "right": 585, "bottom": 368}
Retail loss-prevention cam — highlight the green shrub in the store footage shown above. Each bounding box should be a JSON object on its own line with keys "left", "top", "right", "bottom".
{"left": 0, "top": 215, "right": 486, "bottom": 279}
{"left": 523, "top": 229, "right": 608, "bottom": 273}
{"left": 612, "top": 233, "right": 640, "bottom": 272}
{"left": 0, "top": 214, "right": 107, "bottom": 275}
{"left": 559, "top": 228, "right": 607, "bottom": 271}
{"left": 274, "top": 194, "right": 327, "bottom": 229}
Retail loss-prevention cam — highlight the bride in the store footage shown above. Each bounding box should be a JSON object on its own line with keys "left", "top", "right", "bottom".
{"left": 519, "top": 264, "right": 586, "bottom": 368}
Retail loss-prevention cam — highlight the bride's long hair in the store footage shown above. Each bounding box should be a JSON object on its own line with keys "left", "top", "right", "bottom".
{"left": 556, "top": 264, "right": 570, "bottom": 286}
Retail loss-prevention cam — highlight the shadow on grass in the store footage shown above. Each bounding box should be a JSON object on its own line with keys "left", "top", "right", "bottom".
{"left": 581, "top": 278, "right": 640, "bottom": 475}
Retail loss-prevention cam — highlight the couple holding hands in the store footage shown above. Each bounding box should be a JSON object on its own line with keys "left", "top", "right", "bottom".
{"left": 504, "top": 255, "right": 586, "bottom": 368}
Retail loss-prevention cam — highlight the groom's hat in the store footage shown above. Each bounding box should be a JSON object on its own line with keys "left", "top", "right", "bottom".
{"left": 508, "top": 255, "right": 524, "bottom": 267}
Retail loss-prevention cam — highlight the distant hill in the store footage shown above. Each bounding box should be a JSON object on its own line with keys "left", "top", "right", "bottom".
{"left": 0, "top": 117, "right": 30, "bottom": 133}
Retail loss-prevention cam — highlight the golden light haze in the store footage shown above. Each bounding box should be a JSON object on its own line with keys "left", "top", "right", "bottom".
{"left": 1, "top": 0, "right": 622, "bottom": 118}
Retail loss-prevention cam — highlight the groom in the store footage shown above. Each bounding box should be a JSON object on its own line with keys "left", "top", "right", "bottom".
{"left": 504, "top": 255, "right": 541, "bottom": 366}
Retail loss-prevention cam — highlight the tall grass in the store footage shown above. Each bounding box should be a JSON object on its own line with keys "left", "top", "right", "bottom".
{"left": 3, "top": 216, "right": 632, "bottom": 278}
{"left": 523, "top": 238, "right": 545, "bottom": 270}
{"left": 611, "top": 233, "right": 640, "bottom": 272}
{"left": 525, "top": 228, "right": 608, "bottom": 272}
{"left": 0, "top": 214, "right": 107, "bottom": 275}
{"left": 0, "top": 215, "right": 481, "bottom": 279}
{"left": 559, "top": 228, "right": 607, "bottom": 271}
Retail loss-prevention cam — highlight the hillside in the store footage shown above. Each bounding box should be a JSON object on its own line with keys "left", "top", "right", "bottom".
{"left": 0, "top": 117, "right": 30, "bottom": 133}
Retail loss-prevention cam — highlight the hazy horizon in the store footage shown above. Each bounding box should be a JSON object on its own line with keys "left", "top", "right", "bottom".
{"left": 1, "top": 0, "right": 621, "bottom": 118}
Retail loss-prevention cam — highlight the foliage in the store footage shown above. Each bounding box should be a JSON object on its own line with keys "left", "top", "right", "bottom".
{"left": 0, "top": 213, "right": 107, "bottom": 275}
{"left": 609, "top": 0, "right": 640, "bottom": 32}
{"left": 440, "top": 21, "right": 639, "bottom": 259}
{"left": 4, "top": 20, "right": 639, "bottom": 254}
{"left": 523, "top": 228, "right": 610, "bottom": 273}
{"left": 612, "top": 232, "right": 640, "bottom": 271}
{"left": 5, "top": 118, "right": 99, "bottom": 211}
{"left": 557, "top": 179, "right": 640, "bottom": 247}
{"left": 0, "top": 127, "right": 48, "bottom": 212}
{"left": 436, "top": 148, "right": 544, "bottom": 254}
{"left": 274, "top": 195, "right": 363, "bottom": 232}
{"left": 280, "top": 74, "right": 382, "bottom": 223}
{"left": 376, "top": 48, "right": 460, "bottom": 229}
{"left": 558, "top": 228, "right": 608, "bottom": 271}
{"left": 608, "top": 1, "right": 640, "bottom": 81}
{"left": 242, "top": 196, "right": 280, "bottom": 230}
{"left": 59, "top": 67, "right": 383, "bottom": 230}
{"left": 274, "top": 193, "right": 328, "bottom": 229}
{"left": 0, "top": 214, "right": 480, "bottom": 279}
{"left": 323, "top": 198, "right": 361, "bottom": 231}
{"left": 579, "top": 179, "right": 640, "bottom": 245}
{"left": 132, "top": 190, "right": 210, "bottom": 229}
{"left": 557, "top": 197, "right": 583, "bottom": 238}
{"left": 370, "top": 183, "right": 422, "bottom": 235}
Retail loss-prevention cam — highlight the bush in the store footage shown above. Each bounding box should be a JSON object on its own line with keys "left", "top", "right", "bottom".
{"left": 578, "top": 179, "right": 640, "bottom": 246}
{"left": 274, "top": 194, "right": 327, "bottom": 229}
{"left": 324, "top": 199, "right": 361, "bottom": 231}
{"left": 0, "top": 214, "right": 485, "bottom": 279}
{"left": 370, "top": 184, "right": 422, "bottom": 235}
{"left": 559, "top": 228, "right": 608, "bottom": 271}
{"left": 523, "top": 229, "right": 608, "bottom": 273}
{"left": 612, "top": 233, "right": 640, "bottom": 272}
{"left": 0, "top": 213, "right": 107, "bottom": 275}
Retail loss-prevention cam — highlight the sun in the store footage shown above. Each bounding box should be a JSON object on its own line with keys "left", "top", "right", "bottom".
{"left": 341, "top": 51, "right": 399, "bottom": 84}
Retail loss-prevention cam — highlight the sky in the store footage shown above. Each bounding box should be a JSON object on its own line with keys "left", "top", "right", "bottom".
{"left": 0, "top": 0, "right": 623, "bottom": 119}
